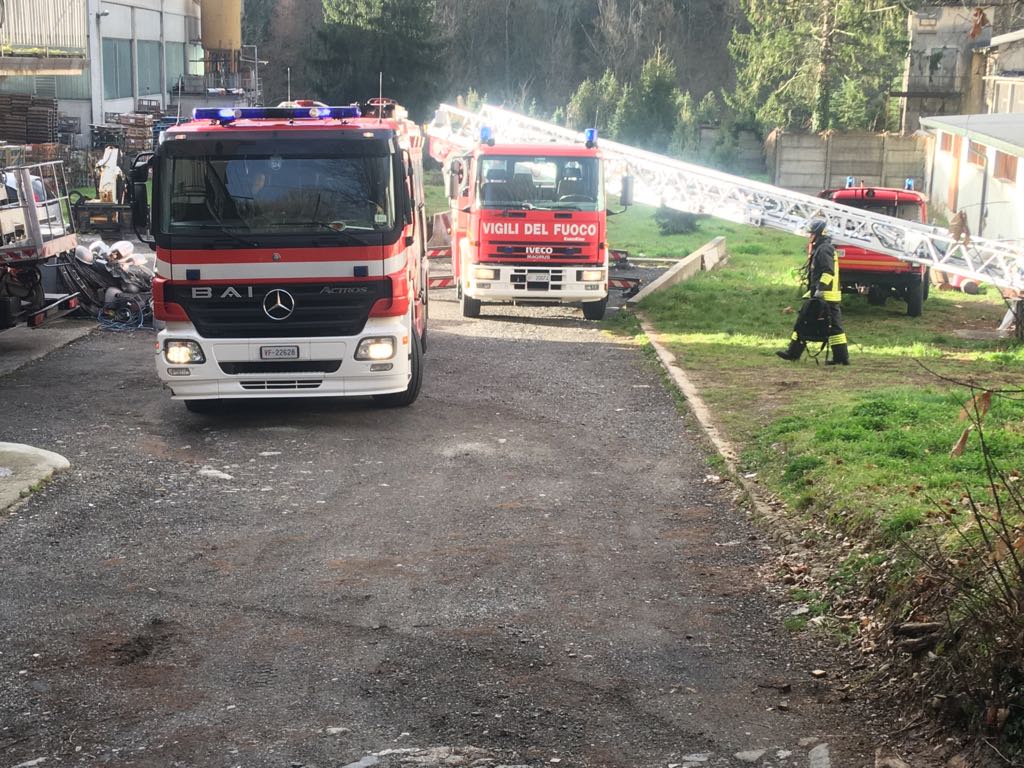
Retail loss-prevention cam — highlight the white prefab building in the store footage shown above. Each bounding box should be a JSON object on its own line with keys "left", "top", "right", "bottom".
{"left": 921, "top": 113, "right": 1024, "bottom": 245}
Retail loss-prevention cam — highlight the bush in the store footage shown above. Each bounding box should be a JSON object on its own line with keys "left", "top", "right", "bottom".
{"left": 653, "top": 207, "right": 700, "bottom": 235}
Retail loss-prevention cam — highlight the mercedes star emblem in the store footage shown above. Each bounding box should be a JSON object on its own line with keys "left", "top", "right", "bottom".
{"left": 262, "top": 288, "right": 296, "bottom": 321}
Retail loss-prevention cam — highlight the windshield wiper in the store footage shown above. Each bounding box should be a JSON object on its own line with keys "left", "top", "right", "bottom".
{"left": 258, "top": 221, "right": 367, "bottom": 240}
{"left": 183, "top": 223, "right": 260, "bottom": 248}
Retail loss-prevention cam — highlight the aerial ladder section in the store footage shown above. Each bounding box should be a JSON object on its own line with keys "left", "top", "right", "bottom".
{"left": 428, "top": 104, "right": 1024, "bottom": 308}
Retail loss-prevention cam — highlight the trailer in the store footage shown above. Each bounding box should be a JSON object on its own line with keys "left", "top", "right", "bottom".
{"left": 0, "top": 161, "right": 80, "bottom": 332}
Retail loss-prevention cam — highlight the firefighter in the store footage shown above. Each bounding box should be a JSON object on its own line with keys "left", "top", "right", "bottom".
{"left": 776, "top": 218, "right": 850, "bottom": 365}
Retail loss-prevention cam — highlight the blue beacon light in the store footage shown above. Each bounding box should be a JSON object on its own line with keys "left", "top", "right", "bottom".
{"left": 479, "top": 126, "right": 494, "bottom": 145}
{"left": 584, "top": 128, "right": 598, "bottom": 148}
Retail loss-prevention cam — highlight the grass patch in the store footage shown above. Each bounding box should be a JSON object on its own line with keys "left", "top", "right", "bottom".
{"left": 635, "top": 209, "right": 1024, "bottom": 748}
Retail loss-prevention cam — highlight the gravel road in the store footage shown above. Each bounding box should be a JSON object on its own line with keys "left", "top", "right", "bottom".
{"left": 1, "top": 283, "right": 899, "bottom": 768}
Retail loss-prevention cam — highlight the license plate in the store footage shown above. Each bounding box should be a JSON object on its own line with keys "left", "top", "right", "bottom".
{"left": 260, "top": 345, "right": 299, "bottom": 360}
{"left": 526, "top": 273, "right": 548, "bottom": 283}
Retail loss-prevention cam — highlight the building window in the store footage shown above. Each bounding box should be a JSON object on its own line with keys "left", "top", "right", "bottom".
{"left": 967, "top": 141, "right": 987, "bottom": 166}
{"left": 166, "top": 43, "right": 186, "bottom": 91}
{"left": 940, "top": 132, "right": 953, "bottom": 153}
{"left": 102, "top": 38, "right": 133, "bottom": 99}
{"left": 994, "top": 151, "right": 1018, "bottom": 183}
{"left": 137, "top": 41, "right": 162, "bottom": 97}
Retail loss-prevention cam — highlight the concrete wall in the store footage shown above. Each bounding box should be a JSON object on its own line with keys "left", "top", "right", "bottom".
{"left": 766, "top": 131, "right": 927, "bottom": 196}
{"left": 928, "top": 130, "right": 1023, "bottom": 243}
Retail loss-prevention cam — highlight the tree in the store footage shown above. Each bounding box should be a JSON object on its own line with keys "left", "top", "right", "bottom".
{"left": 566, "top": 70, "right": 622, "bottom": 132}
{"left": 610, "top": 47, "right": 683, "bottom": 151}
{"left": 728, "top": 0, "right": 908, "bottom": 133}
{"left": 312, "top": 0, "right": 441, "bottom": 119}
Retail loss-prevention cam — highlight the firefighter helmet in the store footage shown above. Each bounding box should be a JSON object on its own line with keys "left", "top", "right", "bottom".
{"left": 808, "top": 219, "right": 827, "bottom": 237}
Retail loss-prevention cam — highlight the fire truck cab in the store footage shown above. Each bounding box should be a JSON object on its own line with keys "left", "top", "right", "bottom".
{"left": 443, "top": 130, "right": 630, "bottom": 320}
{"left": 819, "top": 184, "right": 930, "bottom": 317}
{"left": 134, "top": 100, "right": 428, "bottom": 411}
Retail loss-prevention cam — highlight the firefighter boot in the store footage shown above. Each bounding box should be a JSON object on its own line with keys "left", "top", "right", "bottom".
{"left": 775, "top": 337, "right": 805, "bottom": 361}
{"left": 826, "top": 343, "right": 850, "bottom": 366}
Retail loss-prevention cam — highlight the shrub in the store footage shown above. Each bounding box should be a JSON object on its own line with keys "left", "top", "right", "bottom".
{"left": 653, "top": 207, "right": 701, "bottom": 236}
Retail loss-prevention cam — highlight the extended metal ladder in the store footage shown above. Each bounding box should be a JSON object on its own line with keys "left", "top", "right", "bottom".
{"left": 428, "top": 104, "right": 1024, "bottom": 297}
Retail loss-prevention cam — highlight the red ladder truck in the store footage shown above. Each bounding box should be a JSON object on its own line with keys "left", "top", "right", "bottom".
{"left": 429, "top": 123, "right": 633, "bottom": 320}
{"left": 819, "top": 182, "right": 931, "bottom": 317}
{"left": 131, "top": 99, "right": 428, "bottom": 411}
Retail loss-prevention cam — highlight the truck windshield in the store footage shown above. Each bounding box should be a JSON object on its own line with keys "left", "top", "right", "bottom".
{"left": 161, "top": 153, "right": 395, "bottom": 235}
{"left": 477, "top": 155, "right": 603, "bottom": 211}
{"left": 844, "top": 201, "right": 923, "bottom": 223}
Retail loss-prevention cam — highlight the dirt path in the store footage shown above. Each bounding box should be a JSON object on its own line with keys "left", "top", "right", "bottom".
{"left": 1, "top": 292, "right": 905, "bottom": 767}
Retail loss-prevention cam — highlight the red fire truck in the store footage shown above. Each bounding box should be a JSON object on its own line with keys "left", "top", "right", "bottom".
{"left": 432, "top": 128, "right": 631, "bottom": 320}
{"left": 131, "top": 99, "right": 428, "bottom": 411}
{"left": 818, "top": 185, "right": 930, "bottom": 317}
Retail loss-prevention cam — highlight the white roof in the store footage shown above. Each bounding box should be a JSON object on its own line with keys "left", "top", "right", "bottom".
{"left": 919, "top": 113, "right": 1024, "bottom": 157}
{"left": 991, "top": 28, "right": 1024, "bottom": 47}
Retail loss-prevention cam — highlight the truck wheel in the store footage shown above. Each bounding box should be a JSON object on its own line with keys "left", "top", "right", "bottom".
{"left": 373, "top": 332, "right": 422, "bottom": 407}
{"left": 906, "top": 277, "right": 924, "bottom": 317}
{"left": 582, "top": 297, "right": 607, "bottom": 321}
{"left": 867, "top": 286, "right": 887, "bottom": 306}
{"left": 184, "top": 399, "right": 218, "bottom": 414}
{"left": 461, "top": 288, "right": 481, "bottom": 318}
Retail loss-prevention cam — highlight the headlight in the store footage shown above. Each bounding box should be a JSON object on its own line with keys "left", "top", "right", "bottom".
{"left": 356, "top": 336, "right": 396, "bottom": 361}
{"left": 164, "top": 339, "right": 205, "bottom": 364}
{"left": 473, "top": 266, "right": 498, "bottom": 280}
{"left": 581, "top": 269, "right": 605, "bottom": 282}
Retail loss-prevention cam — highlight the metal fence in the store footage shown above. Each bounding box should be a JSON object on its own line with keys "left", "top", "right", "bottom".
{"left": 0, "top": 0, "right": 87, "bottom": 57}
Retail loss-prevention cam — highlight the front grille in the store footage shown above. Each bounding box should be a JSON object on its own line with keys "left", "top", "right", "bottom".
{"left": 488, "top": 241, "right": 593, "bottom": 261}
{"left": 510, "top": 267, "right": 565, "bottom": 291}
{"left": 167, "top": 280, "right": 390, "bottom": 339}
{"left": 219, "top": 360, "right": 342, "bottom": 375}
{"left": 239, "top": 380, "right": 323, "bottom": 391}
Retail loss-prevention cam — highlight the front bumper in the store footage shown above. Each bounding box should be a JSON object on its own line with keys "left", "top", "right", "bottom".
{"left": 464, "top": 265, "right": 607, "bottom": 303}
{"left": 155, "top": 319, "right": 411, "bottom": 400}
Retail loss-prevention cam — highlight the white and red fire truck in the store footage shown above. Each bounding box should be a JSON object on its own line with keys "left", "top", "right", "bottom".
{"left": 429, "top": 126, "right": 632, "bottom": 320}
{"left": 131, "top": 99, "right": 428, "bottom": 412}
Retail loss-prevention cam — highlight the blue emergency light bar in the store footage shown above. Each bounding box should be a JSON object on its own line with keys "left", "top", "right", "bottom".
{"left": 192, "top": 105, "right": 362, "bottom": 122}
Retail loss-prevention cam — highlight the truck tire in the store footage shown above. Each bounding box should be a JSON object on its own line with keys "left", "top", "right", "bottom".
{"left": 373, "top": 332, "right": 422, "bottom": 407}
{"left": 906, "top": 276, "right": 924, "bottom": 317}
{"left": 460, "top": 287, "right": 481, "bottom": 318}
{"left": 582, "top": 297, "right": 607, "bottom": 320}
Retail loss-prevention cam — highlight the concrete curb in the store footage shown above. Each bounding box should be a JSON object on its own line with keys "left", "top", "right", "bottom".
{"left": 627, "top": 237, "right": 728, "bottom": 306}
{"left": 0, "top": 442, "right": 70, "bottom": 511}
{"left": 637, "top": 312, "right": 792, "bottom": 531}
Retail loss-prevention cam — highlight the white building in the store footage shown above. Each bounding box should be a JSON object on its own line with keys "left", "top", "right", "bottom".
{"left": 0, "top": 0, "right": 204, "bottom": 147}
{"left": 921, "top": 113, "right": 1023, "bottom": 245}
{"left": 985, "top": 28, "right": 1024, "bottom": 114}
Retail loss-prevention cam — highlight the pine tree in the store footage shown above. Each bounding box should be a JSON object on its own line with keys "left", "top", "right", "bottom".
{"left": 313, "top": 0, "right": 441, "bottom": 119}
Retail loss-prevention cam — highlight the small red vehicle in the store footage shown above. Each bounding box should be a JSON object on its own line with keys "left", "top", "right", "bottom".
{"left": 819, "top": 185, "right": 930, "bottom": 317}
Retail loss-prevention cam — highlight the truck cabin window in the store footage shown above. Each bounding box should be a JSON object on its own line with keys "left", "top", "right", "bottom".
{"left": 476, "top": 156, "right": 604, "bottom": 211}
{"left": 161, "top": 153, "right": 395, "bottom": 235}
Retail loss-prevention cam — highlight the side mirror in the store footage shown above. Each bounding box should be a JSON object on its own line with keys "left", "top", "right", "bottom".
{"left": 619, "top": 175, "right": 634, "bottom": 208}
{"left": 132, "top": 182, "right": 149, "bottom": 228}
{"left": 447, "top": 169, "right": 459, "bottom": 200}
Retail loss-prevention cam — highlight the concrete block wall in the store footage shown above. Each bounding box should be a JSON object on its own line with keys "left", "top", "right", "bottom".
{"left": 768, "top": 132, "right": 928, "bottom": 195}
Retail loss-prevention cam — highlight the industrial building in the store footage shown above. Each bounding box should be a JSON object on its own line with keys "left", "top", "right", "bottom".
{"left": 0, "top": 0, "right": 243, "bottom": 148}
